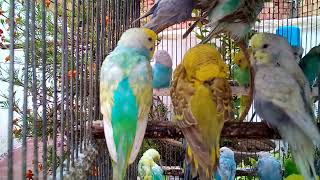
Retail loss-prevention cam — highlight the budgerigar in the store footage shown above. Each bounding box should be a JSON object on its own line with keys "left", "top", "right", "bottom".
{"left": 100, "top": 28, "right": 157, "bottom": 180}
{"left": 232, "top": 49, "right": 251, "bottom": 118}
{"left": 285, "top": 174, "right": 320, "bottom": 180}
{"left": 298, "top": 45, "right": 320, "bottom": 87}
{"left": 132, "top": 0, "right": 195, "bottom": 34}
{"left": 171, "top": 44, "right": 234, "bottom": 179}
{"left": 138, "top": 149, "right": 164, "bottom": 180}
{"left": 251, "top": 33, "right": 320, "bottom": 180}
{"left": 184, "top": 0, "right": 264, "bottom": 122}
{"left": 257, "top": 152, "right": 282, "bottom": 180}
{"left": 183, "top": 0, "right": 264, "bottom": 43}
{"left": 214, "top": 147, "right": 236, "bottom": 180}
{"left": 152, "top": 50, "right": 173, "bottom": 89}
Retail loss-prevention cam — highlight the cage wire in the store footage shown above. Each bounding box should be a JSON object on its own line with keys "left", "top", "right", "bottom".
{"left": 0, "top": 0, "right": 319, "bottom": 179}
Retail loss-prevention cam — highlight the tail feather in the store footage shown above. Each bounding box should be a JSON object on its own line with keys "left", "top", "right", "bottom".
{"left": 281, "top": 125, "right": 318, "bottom": 180}
{"left": 112, "top": 137, "right": 131, "bottom": 180}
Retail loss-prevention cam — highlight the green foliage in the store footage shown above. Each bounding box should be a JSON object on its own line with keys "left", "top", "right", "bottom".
{"left": 0, "top": 0, "right": 103, "bottom": 175}
{"left": 284, "top": 153, "right": 300, "bottom": 177}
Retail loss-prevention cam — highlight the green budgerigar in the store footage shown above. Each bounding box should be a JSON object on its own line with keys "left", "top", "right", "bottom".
{"left": 138, "top": 149, "right": 164, "bottom": 180}
{"left": 100, "top": 28, "right": 157, "bottom": 180}
{"left": 298, "top": 45, "right": 320, "bottom": 87}
{"left": 232, "top": 49, "right": 251, "bottom": 118}
{"left": 251, "top": 33, "right": 320, "bottom": 180}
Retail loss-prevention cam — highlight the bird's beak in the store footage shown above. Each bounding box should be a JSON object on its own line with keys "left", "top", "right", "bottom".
{"left": 159, "top": 159, "right": 163, "bottom": 167}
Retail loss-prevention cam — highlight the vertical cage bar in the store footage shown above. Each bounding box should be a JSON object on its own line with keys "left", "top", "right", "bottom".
{"left": 94, "top": 0, "right": 101, "bottom": 129}
{"left": 21, "top": 0, "right": 30, "bottom": 178}
{"left": 30, "top": 0, "right": 39, "bottom": 177}
{"left": 7, "top": 0, "right": 15, "bottom": 178}
{"left": 60, "top": 0, "right": 69, "bottom": 176}
{"left": 40, "top": 0, "right": 48, "bottom": 176}
{"left": 52, "top": 0, "right": 59, "bottom": 176}
{"left": 70, "top": 0, "right": 76, "bottom": 167}
{"left": 75, "top": 0, "right": 81, "bottom": 159}
{"left": 89, "top": 0, "right": 95, "bottom": 154}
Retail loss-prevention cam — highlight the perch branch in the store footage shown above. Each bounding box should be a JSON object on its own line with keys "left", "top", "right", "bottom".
{"left": 91, "top": 121, "right": 287, "bottom": 139}
{"left": 161, "top": 166, "right": 269, "bottom": 177}
{"left": 153, "top": 86, "right": 318, "bottom": 97}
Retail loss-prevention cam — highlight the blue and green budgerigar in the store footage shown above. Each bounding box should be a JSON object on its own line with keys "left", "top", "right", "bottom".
{"left": 138, "top": 148, "right": 164, "bottom": 180}
{"left": 100, "top": 28, "right": 157, "bottom": 180}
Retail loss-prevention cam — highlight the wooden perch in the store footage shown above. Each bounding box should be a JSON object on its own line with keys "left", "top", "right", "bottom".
{"left": 92, "top": 120, "right": 283, "bottom": 139}
{"left": 161, "top": 166, "right": 260, "bottom": 177}
{"left": 153, "top": 86, "right": 318, "bottom": 97}
{"left": 153, "top": 86, "right": 249, "bottom": 96}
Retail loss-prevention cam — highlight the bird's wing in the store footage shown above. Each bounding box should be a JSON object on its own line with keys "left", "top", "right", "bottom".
{"left": 144, "top": 0, "right": 193, "bottom": 33}
{"left": 100, "top": 55, "right": 125, "bottom": 162}
{"left": 128, "top": 57, "right": 153, "bottom": 163}
{"left": 171, "top": 64, "right": 233, "bottom": 176}
{"left": 218, "top": 158, "right": 233, "bottom": 180}
{"left": 131, "top": 0, "right": 159, "bottom": 24}
{"left": 254, "top": 66, "right": 320, "bottom": 143}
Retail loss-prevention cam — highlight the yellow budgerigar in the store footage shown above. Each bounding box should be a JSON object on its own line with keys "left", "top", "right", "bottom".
{"left": 170, "top": 44, "right": 234, "bottom": 179}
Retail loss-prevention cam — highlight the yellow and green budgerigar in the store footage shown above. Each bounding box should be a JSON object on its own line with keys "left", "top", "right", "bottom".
{"left": 232, "top": 49, "right": 251, "bottom": 118}
{"left": 285, "top": 174, "right": 320, "bottom": 180}
{"left": 100, "top": 28, "right": 157, "bottom": 180}
{"left": 138, "top": 149, "right": 164, "bottom": 180}
{"left": 170, "top": 44, "right": 234, "bottom": 179}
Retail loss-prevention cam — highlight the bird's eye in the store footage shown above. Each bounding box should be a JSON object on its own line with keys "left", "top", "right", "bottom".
{"left": 148, "top": 37, "right": 152, "bottom": 42}
{"left": 150, "top": 47, "right": 153, "bottom": 51}
{"left": 263, "top": 44, "right": 269, "bottom": 48}
{"left": 276, "top": 62, "right": 280, "bottom": 66}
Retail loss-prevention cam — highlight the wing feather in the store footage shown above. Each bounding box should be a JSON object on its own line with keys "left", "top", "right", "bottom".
{"left": 128, "top": 58, "right": 153, "bottom": 163}
{"left": 170, "top": 64, "right": 233, "bottom": 176}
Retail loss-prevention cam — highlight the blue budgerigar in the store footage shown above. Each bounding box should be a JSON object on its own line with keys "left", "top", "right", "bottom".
{"left": 214, "top": 147, "right": 236, "bottom": 180}
{"left": 100, "top": 27, "right": 157, "bottom": 179}
{"left": 251, "top": 33, "right": 320, "bottom": 180}
{"left": 152, "top": 50, "right": 173, "bottom": 89}
{"left": 132, "top": 0, "right": 195, "bottom": 33}
{"left": 257, "top": 152, "right": 282, "bottom": 180}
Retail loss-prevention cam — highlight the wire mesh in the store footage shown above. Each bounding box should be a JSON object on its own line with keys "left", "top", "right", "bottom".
{"left": 0, "top": 0, "right": 319, "bottom": 179}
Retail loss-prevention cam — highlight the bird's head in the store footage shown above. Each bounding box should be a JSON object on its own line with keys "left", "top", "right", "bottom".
{"left": 182, "top": 44, "right": 229, "bottom": 82}
{"left": 153, "top": 50, "right": 172, "bottom": 67}
{"left": 250, "top": 33, "right": 295, "bottom": 66}
{"left": 143, "top": 148, "right": 161, "bottom": 162}
{"left": 220, "top": 146, "right": 235, "bottom": 159}
{"left": 232, "top": 48, "right": 251, "bottom": 69}
{"left": 117, "top": 28, "right": 157, "bottom": 57}
{"left": 257, "top": 151, "right": 271, "bottom": 159}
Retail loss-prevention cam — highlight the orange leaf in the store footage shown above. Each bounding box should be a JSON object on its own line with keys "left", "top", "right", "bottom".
{"left": 26, "top": 169, "right": 34, "bottom": 179}
{"left": 45, "top": 0, "right": 50, "bottom": 8}
{"left": 105, "top": 16, "right": 110, "bottom": 26}
{"left": 67, "top": 70, "right": 77, "bottom": 78}
{"left": 13, "top": 118, "right": 19, "bottom": 125}
{"left": 38, "top": 163, "right": 43, "bottom": 171}
{"left": 5, "top": 56, "right": 10, "bottom": 62}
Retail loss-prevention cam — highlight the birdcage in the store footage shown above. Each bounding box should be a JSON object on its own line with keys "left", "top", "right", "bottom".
{"left": 0, "top": 0, "right": 319, "bottom": 179}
